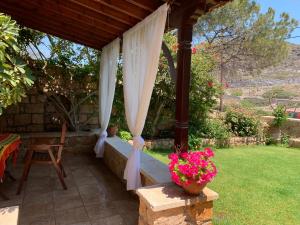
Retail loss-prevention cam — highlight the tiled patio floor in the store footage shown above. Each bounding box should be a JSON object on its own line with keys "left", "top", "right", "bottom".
{"left": 0, "top": 152, "right": 139, "bottom": 225}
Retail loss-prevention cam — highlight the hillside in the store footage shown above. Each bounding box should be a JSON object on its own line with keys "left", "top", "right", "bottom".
{"left": 229, "top": 43, "right": 300, "bottom": 88}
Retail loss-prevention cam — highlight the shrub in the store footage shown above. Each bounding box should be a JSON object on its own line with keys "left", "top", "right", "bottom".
{"left": 280, "top": 133, "right": 290, "bottom": 146}
{"left": 188, "top": 134, "right": 203, "bottom": 151}
{"left": 225, "top": 107, "right": 260, "bottom": 137}
{"left": 205, "top": 118, "right": 231, "bottom": 140}
{"left": 272, "top": 105, "right": 288, "bottom": 127}
{"left": 230, "top": 89, "right": 243, "bottom": 97}
{"left": 240, "top": 99, "right": 255, "bottom": 108}
{"left": 119, "top": 130, "right": 132, "bottom": 141}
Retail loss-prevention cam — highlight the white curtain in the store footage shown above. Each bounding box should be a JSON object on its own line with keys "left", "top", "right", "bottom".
{"left": 94, "top": 38, "right": 120, "bottom": 158}
{"left": 122, "top": 4, "right": 168, "bottom": 190}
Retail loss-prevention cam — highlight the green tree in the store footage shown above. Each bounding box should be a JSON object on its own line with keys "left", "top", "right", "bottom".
{"left": 194, "top": 0, "right": 298, "bottom": 111}
{"left": 0, "top": 14, "right": 34, "bottom": 114}
{"left": 17, "top": 28, "right": 101, "bottom": 131}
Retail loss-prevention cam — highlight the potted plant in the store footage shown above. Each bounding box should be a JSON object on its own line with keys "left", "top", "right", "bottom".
{"left": 168, "top": 147, "right": 217, "bottom": 195}
{"left": 107, "top": 123, "right": 118, "bottom": 137}
{"left": 107, "top": 116, "right": 120, "bottom": 137}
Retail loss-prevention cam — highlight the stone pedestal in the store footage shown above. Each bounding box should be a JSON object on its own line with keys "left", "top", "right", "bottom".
{"left": 136, "top": 183, "right": 218, "bottom": 225}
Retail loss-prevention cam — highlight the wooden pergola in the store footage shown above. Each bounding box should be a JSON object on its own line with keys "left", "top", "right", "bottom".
{"left": 0, "top": 0, "right": 230, "bottom": 152}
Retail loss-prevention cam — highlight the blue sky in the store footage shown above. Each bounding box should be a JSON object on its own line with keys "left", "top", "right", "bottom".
{"left": 255, "top": 0, "right": 300, "bottom": 44}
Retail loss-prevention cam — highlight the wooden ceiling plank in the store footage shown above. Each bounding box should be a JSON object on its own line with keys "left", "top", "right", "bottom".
{"left": 17, "top": 18, "right": 102, "bottom": 49}
{"left": 124, "top": 0, "right": 161, "bottom": 12}
{"left": 30, "top": 0, "right": 121, "bottom": 35}
{"left": 30, "top": 0, "right": 130, "bottom": 32}
{"left": 7, "top": 0, "right": 116, "bottom": 41}
{"left": 68, "top": 0, "right": 139, "bottom": 26}
{"left": 0, "top": 6, "right": 106, "bottom": 49}
{"left": 90, "top": 0, "right": 149, "bottom": 20}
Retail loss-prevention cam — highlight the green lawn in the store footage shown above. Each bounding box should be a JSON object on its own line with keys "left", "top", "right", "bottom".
{"left": 144, "top": 145, "right": 300, "bottom": 225}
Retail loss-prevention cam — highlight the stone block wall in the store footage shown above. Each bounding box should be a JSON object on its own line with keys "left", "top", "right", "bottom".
{"left": 144, "top": 136, "right": 263, "bottom": 149}
{"left": 262, "top": 116, "right": 300, "bottom": 138}
{"left": 0, "top": 88, "right": 99, "bottom": 133}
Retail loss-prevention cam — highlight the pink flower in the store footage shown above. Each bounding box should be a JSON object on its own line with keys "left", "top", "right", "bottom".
{"left": 168, "top": 153, "right": 178, "bottom": 162}
{"left": 200, "top": 160, "right": 208, "bottom": 168}
{"left": 168, "top": 147, "right": 217, "bottom": 187}
{"left": 180, "top": 152, "right": 189, "bottom": 159}
{"left": 178, "top": 164, "right": 190, "bottom": 176}
{"left": 171, "top": 171, "right": 181, "bottom": 185}
{"left": 204, "top": 148, "right": 214, "bottom": 158}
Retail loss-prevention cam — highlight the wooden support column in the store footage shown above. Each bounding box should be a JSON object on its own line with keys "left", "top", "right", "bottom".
{"left": 174, "top": 23, "right": 193, "bottom": 153}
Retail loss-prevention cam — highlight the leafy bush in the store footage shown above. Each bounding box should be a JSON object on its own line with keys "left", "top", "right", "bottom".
{"left": 240, "top": 99, "right": 255, "bottom": 108}
{"left": 0, "top": 14, "right": 34, "bottom": 114}
{"left": 280, "top": 133, "right": 290, "bottom": 146}
{"left": 225, "top": 107, "right": 260, "bottom": 137}
{"left": 230, "top": 89, "right": 243, "bottom": 97}
{"left": 205, "top": 118, "right": 231, "bottom": 140}
{"left": 188, "top": 134, "right": 202, "bottom": 151}
{"left": 119, "top": 130, "right": 132, "bottom": 141}
{"left": 272, "top": 105, "right": 288, "bottom": 127}
{"left": 265, "top": 135, "right": 277, "bottom": 145}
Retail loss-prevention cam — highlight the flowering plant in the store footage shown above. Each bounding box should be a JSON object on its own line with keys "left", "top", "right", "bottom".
{"left": 168, "top": 148, "right": 217, "bottom": 187}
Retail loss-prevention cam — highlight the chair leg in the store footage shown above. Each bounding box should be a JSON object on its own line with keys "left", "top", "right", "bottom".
{"left": 17, "top": 150, "right": 33, "bottom": 195}
{"left": 54, "top": 165, "right": 67, "bottom": 190}
{"left": 58, "top": 162, "right": 67, "bottom": 178}
{"left": 48, "top": 150, "right": 67, "bottom": 190}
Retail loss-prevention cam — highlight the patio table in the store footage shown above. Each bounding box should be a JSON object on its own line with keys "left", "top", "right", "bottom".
{"left": 0, "top": 133, "right": 21, "bottom": 180}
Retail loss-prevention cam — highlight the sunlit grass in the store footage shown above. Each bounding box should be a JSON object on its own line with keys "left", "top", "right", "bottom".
{"left": 144, "top": 145, "right": 300, "bottom": 225}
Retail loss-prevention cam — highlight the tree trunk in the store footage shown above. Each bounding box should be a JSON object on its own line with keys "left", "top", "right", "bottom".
{"left": 151, "top": 102, "right": 165, "bottom": 137}
{"left": 219, "top": 57, "right": 225, "bottom": 112}
{"left": 162, "top": 41, "right": 177, "bottom": 83}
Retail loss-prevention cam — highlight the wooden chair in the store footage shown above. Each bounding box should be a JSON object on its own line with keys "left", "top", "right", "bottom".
{"left": 17, "top": 122, "right": 67, "bottom": 194}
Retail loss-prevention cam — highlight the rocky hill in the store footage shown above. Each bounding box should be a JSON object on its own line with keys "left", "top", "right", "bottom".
{"left": 230, "top": 43, "right": 300, "bottom": 88}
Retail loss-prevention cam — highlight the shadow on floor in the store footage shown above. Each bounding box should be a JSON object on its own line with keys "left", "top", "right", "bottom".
{"left": 0, "top": 152, "right": 139, "bottom": 225}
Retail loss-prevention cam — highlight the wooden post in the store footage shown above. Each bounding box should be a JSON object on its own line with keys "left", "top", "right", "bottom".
{"left": 174, "top": 23, "right": 193, "bottom": 153}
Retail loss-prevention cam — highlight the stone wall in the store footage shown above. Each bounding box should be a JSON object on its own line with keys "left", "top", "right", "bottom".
{"left": 0, "top": 88, "right": 99, "bottom": 133}
{"left": 262, "top": 116, "right": 300, "bottom": 138}
{"left": 145, "top": 136, "right": 263, "bottom": 149}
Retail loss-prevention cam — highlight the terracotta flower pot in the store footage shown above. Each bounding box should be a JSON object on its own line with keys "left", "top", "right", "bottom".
{"left": 182, "top": 181, "right": 207, "bottom": 195}
{"left": 107, "top": 126, "right": 118, "bottom": 137}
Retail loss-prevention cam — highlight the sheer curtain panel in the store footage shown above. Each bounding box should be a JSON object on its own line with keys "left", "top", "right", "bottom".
{"left": 122, "top": 4, "right": 168, "bottom": 190}
{"left": 94, "top": 38, "right": 120, "bottom": 158}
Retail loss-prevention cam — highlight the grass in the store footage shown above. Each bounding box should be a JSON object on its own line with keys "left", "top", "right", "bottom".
{"left": 144, "top": 145, "right": 300, "bottom": 225}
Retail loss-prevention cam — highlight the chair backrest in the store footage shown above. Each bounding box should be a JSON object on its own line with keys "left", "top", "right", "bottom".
{"left": 60, "top": 121, "right": 67, "bottom": 145}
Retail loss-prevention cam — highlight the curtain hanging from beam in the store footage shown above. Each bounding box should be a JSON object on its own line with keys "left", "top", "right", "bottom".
{"left": 94, "top": 38, "right": 120, "bottom": 158}
{"left": 122, "top": 4, "right": 168, "bottom": 190}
